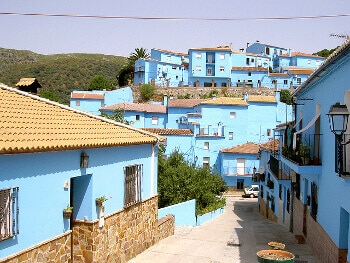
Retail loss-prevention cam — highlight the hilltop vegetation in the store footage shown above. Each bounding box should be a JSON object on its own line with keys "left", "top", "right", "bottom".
{"left": 0, "top": 47, "right": 126, "bottom": 104}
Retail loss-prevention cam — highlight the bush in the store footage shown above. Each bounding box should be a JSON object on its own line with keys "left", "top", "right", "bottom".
{"left": 139, "top": 84, "right": 155, "bottom": 101}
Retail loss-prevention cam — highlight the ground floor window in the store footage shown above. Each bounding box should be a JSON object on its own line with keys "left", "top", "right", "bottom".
{"left": 0, "top": 187, "right": 19, "bottom": 241}
{"left": 124, "top": 164, "right": 143, "bottom": 207}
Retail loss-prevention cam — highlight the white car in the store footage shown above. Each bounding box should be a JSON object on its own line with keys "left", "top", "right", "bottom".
{"left": 244, "top": 185, "right": 259, "bottom": 198}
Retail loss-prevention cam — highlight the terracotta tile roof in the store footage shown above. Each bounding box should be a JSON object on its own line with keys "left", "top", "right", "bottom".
{"left": 71, "top": 92, "right": 104, "bottom": 100}
{"left": 231, "top": 67, "right": 268, "bottom": 72}
{"left": 248, "top": 95, "right": 277, "bottom": 103}
{"left": 220, "top": 142, "right": 259, "bottom": 154}
{"left": 201, "top": 97, "right": 248, "bottom": 106}
{"left": 291, "top": 52, "right": 323, "bottom": 58}
{"left": 152, "top": 48, "right": 188, "bottom": 57}
{"left": 269, "top": 73, "right": 290, "bottom": 77}
{"left": 284, "top": 68, "right": 315, "bottom": 75}
{"left": 16, "top": 78, "right": 40, "bottom": 87}
{"left": 0, "top": 84, "right": 159, "bottom": 154}
{"left": 142, "top": 128, "right": 193, "bottom": 135}
{"left": 101, "top": 103, "right": 166, "bottom": 113}
{"left": 260, "top": 139, "right": 279, "bottom": 152}
{"left": 168, "top": 99, "right": 204, "bottom": 108}
{"left": 189, "top": 46, "right": 232, "bottom": 52}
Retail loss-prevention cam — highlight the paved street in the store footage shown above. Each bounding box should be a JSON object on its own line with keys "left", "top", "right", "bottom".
{"left": 128, "top": 196, "right": 319, "bottom": 263}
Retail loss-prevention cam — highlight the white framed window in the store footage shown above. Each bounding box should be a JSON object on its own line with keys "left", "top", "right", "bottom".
{"left": 220, "top": 54, "right": 225, "bottom": 59}
{"left": 203, "top": 157, "right": 210, "bottom": 169}
{"left": 152, "top": 116, "right": 158, "bottom": 125}
{"left": 196, "top": 66, "right": 202, "bottom": 71}
{"left": 0, "top": 187, "right": 19, "bottom": 241}
{"left": 230, "top": 112, "right": 236, "bottom": 118}
{"left": 229, "top": 132, "right": 233, "bottom": 140}
{"left": 196, "top": 53, "right": 202, "bottom": 58}
{"left": 220, "top": 66, "right": 225, "bottom": 72}
{"left": 207, "top": 68, "right": 212, "bottom": 76}
{"left": 204, "top": 142, "right": 209, "bottom": 150}
{"left": 172, "top": 66, "right": 176, "bottom": 69}
{"left": 316, "top": 60, "right": 320, "bottom": 66}
{"left": 124, "top": 164, "right": 142, "bottom": 207}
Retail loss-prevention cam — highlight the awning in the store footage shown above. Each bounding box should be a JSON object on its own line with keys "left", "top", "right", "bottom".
{"left": 293, "top": 104, "right": 321, "bottom": 149}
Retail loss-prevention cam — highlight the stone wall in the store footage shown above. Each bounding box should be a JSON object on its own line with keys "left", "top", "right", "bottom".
{"left": 132, "top": 85, "right": 280, "bottom": 102}
{"left": 306, "top": 211, "right": 348, "bottom": 263}
{"left": 259, "top": 198, "right": 277, "bottom": 222}
{"left": 73, "top": 195, "right": 174, "bottom": 263}
{"left": 292, "top": 197, "right": 306, "bottom": 236}
{"left": 0, "top": 232, "right": 72, "bottom": 263}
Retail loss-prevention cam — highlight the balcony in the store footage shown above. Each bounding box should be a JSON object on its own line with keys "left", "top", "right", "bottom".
{"left": 268, "top": 154, "right": 291, "bottom": 180}
{"left": 196, "top": 125, "right": 225, "bottom": 137}
{"left": 222, "top": 166, "right": 256, "bottom": 176}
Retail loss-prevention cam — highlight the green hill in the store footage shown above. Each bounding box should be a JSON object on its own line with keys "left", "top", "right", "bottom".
{"left": 0, "top": 47, "right": 126, "bottom": 104}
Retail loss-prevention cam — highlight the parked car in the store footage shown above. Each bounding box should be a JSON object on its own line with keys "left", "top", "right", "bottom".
{"left": 244, "top": 185, "right": 259, "bottom": 198}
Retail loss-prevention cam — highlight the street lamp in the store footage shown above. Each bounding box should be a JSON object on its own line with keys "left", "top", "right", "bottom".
{"left": 327, "top": 102, "right": 350, "bottom": 175}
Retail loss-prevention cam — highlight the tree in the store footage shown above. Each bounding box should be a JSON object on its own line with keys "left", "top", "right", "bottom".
{"left": 139, "top": 84, "right": 155, "bottom": 101}
{"left": 280, "top": 89, "right": 292, "bottom": 105}
{"left": 88, "top": 75, "right": 110, "bottom": 91}
{"left": 117, "top": 48, "right": 150, "bottom": 87}
{"left": 101, "top": 109, "right": 129, "bottom": 125}
{"left": 158, "top": 148, "right": 227, "bottom": 215}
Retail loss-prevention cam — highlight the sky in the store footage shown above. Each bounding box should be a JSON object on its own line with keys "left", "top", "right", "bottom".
{"left": 1, "top": 1, "right": 350, "bottom": 57}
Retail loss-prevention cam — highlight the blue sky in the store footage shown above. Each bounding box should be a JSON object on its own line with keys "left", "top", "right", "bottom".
{"left": 1, "top": 1, "right": 350, "bottom": 57}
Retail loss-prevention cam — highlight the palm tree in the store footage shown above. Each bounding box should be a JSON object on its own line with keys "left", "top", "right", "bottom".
{"left": 117, "top": 48, "right": 150, "bottom": 87}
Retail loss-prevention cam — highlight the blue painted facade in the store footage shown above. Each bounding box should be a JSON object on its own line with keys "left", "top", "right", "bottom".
{"left": 259, "top": 41, "right": 350, "bottom": 262}
{"left": 134, "top": 44, "right": 324, "bottom": 90}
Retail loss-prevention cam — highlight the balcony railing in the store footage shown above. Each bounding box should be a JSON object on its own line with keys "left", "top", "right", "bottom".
{"left": 282, "top": 133, "right": 322, "bottom": 166}
{"left": 269, "top": 155, "right": 292, "bottom": 180}
{"left": 196, "top": 125, "right": 225, "bottom": 137}
{"left": 222, "top": 166, "right": 256, "bottom": 176}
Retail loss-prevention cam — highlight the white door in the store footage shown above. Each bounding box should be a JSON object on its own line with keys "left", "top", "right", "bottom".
{"left": 237, "top": 158, "right": 245, "bottom": 175}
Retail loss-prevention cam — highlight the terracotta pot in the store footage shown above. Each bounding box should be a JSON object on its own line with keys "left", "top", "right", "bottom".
{"left": 257, "top": 249, "right": 294, "bottom": 263}
{"left": 63, "top": 210, "right": 72, "bottom": 219}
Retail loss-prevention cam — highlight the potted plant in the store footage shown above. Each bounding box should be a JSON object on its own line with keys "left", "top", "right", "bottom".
{"left": 63, "top": 205, "right": 73, "bottom": 219}
{"left": 299, "top": 143, "right": 311, "bottom": 165}
{"left": 268, "top": 241, "right": 285, "bottom": 250}
{"left": 95, "top": 195, "right": 108, "bottom": 207}
{"left": 257, "top": 249, "right": 294, "bottom": 263}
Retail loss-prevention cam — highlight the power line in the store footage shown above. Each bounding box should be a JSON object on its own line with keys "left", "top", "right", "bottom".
{"left": 1, "top": 12, "right": 350, "bottom": 21}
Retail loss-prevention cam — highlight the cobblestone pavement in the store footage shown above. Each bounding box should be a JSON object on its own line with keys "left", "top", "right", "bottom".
{"left": 128, "top": 196, "right": 319, "bottom": 263}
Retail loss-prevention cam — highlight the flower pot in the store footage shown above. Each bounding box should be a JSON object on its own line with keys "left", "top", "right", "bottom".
{"left": 268, "top": 242, "right": 285, "bottom": 250}
{"left": 63, "top": 210, "right": 72, "bottom": 219}
{"left": 257, "top": 250, "right": 294, "bottom": 263}
{"left": 95, "top": 199, "right": 103, "bottom": 207}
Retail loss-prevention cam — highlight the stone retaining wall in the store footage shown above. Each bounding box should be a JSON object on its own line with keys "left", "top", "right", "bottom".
{"left": 156, "top": 214, "right": 175, "bottom": 242}
{"left": 292, "top": 197, "right": 306, "bottom": 236}
{"left": 306, "top": 211, "right": 348, "bottom": 263}
{"left": 0, "top": 231, "right": 72, "bottom": 263}
{"left": 259, "top": 198, "right": 277, "bottom": 222}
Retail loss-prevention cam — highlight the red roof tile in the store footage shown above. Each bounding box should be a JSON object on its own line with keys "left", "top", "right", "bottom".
{"left": 101, "top": 103, "right": 166, "bottom": 113}
{"left": 168, "top": 99, "right": 204, "bottom": 108}
{"left": 142, "top": 128, "right": 193, "bottom": 135}
{"left": 71, "top": 92, "right": 104, "bottom": 100}
{"left": 220, "top": 142, "right": 259, "bottom": 154}
{"left": 260, "top": 139, "right": 279, "bottom": 152}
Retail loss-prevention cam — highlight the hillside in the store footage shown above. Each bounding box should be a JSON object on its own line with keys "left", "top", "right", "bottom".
{"left": 0, "top": 47, "right": 126, "bottom": 104}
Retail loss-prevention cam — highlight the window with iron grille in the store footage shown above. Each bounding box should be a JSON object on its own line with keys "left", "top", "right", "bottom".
{"left": 0, "top": 187, "right": 19, "bottom": 241}
{"left": 124, "top": 164, "right": 142, "bottom": 207}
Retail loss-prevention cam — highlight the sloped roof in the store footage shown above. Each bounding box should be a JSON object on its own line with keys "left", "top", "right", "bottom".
{"left": 269, "top": 73, "right": 290, "bottom": 78}
{"left": 152, "top": 48, "right": 188, "bottom": 57}
{"left": 231, "top": 66, "right": 268, "bottom": 72}
{"left": 16, "top": 78, "right": 41, "bottom": 87}
{"left": 201, "top": 97, "right": 248, "bottom": 106}
{"left": 142, "top": 128, "right": 193, "bottom": 135}
{"left": 101, "top": 102, "right": 166, "bottom": 114}
{"left": 291, "top": 52, "right": 323, "bottom": 58}
{"left": 284, "top": 68, "right": 315, "bottom": 75}
{"left": 0, "top": 84, "right": 159, "bottom": 154}
{"left": 260, "top": 139, "right": 279, "bottom": 152}
{"left": 248, "top": 95, "right": 277, "bottom": 103}
{"left": 168, "top": 99, "right": 204, "bottom": 108}
{"left": 220, "top": 142, "right": 259, "bottom": 154}
{"left": 71, "top": 92, "right": 104, "bottom": 100}
{"left": 189, "top": 46, "right": 232, "bottom": 52}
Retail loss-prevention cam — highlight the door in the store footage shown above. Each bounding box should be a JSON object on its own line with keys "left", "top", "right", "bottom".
{"left": 237, "top": 158, "right": 245, "bottom": 175}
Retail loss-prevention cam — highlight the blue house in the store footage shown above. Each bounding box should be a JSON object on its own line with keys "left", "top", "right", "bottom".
{"left": 70, "top": 87, "right": 133, "bottom": 114}
{"left": 0, "top": 84, "right": 173, "bottom": 262}
{"left": 258, "top": 40, "right": 350, "bottom": 262}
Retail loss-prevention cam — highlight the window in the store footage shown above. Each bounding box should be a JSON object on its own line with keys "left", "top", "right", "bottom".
{"left": 220, "top": 66, "right": 225, "bottom": 72}
{"left": 284, "top": 80, "right": 288, "bottom": 85}
{"left": 229, "top": 132, "right": 233, "bottom": 140}
{"left": 230, "top": 112, "right": 236, "bottom": 118}
{"left": 196, "top": 66, "right": 202, "bottom": 71}
{"left": 207, "top": 54, "right": 213, "bottom": 63}
{"left": 207, "top": 68, "right": 212, "bottom": 76}
{"left": 308, "top": 59, "right": 311, "bottom": 64}
{"left": 203, "top": 157, "right": 210, "bottom": 169}
{"left": 152, "top": 116, "right": 158, "bottom": 125}
{"left": 220, "top": 54, "right": 225, "bottom": 59}
{"left": 124, "top": 164, "right": 142, "bottom": 207}
{"left": 196, "top": 53, "right": 202, "bottom": 58}
{"left": 167, "top": 55, "right": 171, "bottom": 61}
{"left": 136, "top": 115, "right": 140, "bottom": 121}
{"left": 248, "top": 72, "right": 252, "bottom": 76}
{"left": 297, "top": 78, "right": 301, "bottom": 84}
{"left": 75, "top": 100, "right": 80, "bottom": 106}
{"left": 237, "top": 158, "right": 245, "bottom": 175}
{"left": 204, "top": 142, "right": 209, "bottom": 150}
{"left": 0, "top": 187, "right": 19, "bottom": 241}
{"left": 172, "top": 66, "right": 176, "bottom": 69}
